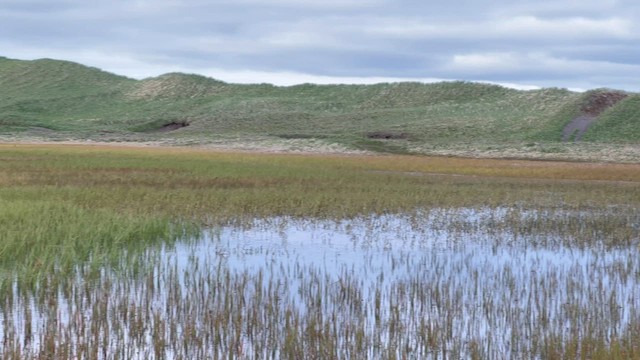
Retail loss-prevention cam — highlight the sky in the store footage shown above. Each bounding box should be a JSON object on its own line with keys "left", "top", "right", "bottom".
{"left": 1, "top": 0, "right": 639, "bottom": 91}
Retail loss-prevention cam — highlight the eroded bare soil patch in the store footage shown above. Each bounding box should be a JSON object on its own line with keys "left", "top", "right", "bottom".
{"left": 563, "top": 91, "right": 628, "bottom": 141}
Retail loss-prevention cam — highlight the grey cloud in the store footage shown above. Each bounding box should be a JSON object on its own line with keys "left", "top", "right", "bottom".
{"left": 1, "top": 0, "right": 639, "bottom": 90}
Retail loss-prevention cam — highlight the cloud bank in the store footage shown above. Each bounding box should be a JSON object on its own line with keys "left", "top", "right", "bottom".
{"left": 1, "top": 0, "right": 639, "bottom": 91}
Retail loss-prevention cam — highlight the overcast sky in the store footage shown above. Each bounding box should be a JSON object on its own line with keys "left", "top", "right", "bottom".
{"left": 1, "top": 0, "right": 639, "bottom": 91}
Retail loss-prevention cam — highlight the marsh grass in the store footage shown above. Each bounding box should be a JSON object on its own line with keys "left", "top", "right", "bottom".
{"left": 0, "top": 199, "right": 195, "bottom": 291}
{"left": 1, "top": 144, "right": 639, "bottom": 358}
{"left": 1, "top": 144, "right": 639, "bottom": 275}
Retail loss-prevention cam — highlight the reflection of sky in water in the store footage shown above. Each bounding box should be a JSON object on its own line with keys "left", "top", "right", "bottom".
{"left": 4, "top": 209, "right": 640, "bottom": 358}
{"left": 163, "top": 212, "right": 640, "bottom": 355}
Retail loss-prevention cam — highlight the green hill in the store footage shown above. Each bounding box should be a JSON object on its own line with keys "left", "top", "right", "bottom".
{"left": 0, "top": 56, "right": 638, "bottom": 158}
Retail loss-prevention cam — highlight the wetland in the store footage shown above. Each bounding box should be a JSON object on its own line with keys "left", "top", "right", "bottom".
{"left": 0, "top": 144, "right": 639, "bottom": 359}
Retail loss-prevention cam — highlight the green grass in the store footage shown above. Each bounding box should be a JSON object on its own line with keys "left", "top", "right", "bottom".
{"left": 0, "top": 199, "right": 191, "bottom": 289}
{"left": 3, "top": 56, "right": 638, "bottom": 157}
{"left": 583, "top": 94, "right": 640, "bottom": 142}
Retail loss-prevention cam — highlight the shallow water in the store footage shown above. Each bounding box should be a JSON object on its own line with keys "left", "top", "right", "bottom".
{"left": 3, "top": 208, "right": 640, "bottom": 359}
{"left": 178, "top": 214, "right": 640, "bottom": 353}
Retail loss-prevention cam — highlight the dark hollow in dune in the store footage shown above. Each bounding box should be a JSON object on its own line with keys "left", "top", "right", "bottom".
{"left": 157, "top": 121, "right": 190, "bottom": 132}
{"left": 366, "top": 131, "right": 408, "bottom": 140}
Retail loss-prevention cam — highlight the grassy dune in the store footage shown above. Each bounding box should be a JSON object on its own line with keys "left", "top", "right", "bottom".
{"left": 1, "top": 56, "right": 639, "bottom": 160}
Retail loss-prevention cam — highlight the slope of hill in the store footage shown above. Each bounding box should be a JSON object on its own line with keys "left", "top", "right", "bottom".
{"left": 0, "top": 56, "right": 638, "bottom": 159}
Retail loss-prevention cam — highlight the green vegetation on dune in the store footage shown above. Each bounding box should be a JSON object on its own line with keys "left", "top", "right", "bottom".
{"left": 0, "top": 57, "right": 135, "bottom": 133}
{"left": 0, "top": 56, "right": 638, "bottom": 155}
{"left": 583, "top": 94, "right": 640, "bottom": 142}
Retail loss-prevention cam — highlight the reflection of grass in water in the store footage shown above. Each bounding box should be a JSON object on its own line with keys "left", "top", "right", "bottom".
{"left": 0, "top": 144, "right": 639, "bottom": 357}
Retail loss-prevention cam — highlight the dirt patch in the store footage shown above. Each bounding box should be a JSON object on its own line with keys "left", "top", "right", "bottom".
{"left": 563, "top": 91, "right": 627, "bottom": 142}
{"left": 580, "top": 91, "right": 628, "bottom": 116}
{"left": 562, "top": 115, "right": 597, "bottom": 142}
{"left": 366, "top": 131, "right": 408, "bottom": 140}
